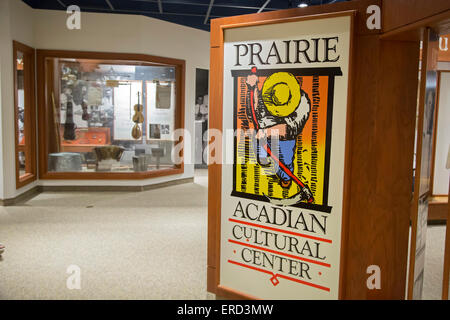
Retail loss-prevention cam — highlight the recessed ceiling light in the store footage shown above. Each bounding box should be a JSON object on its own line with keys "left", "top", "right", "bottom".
{"left": 298, "top": 2, "right": 308, "bottom": 7}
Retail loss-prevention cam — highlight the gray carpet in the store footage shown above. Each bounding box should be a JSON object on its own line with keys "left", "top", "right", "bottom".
{"left": 0, "top": 170, "right": 448, "bottom": 299}
{"left": 423, "top": 225, "right": 448, "bottom": 300}
{"left": 0, "top": 171, "right": 209, "bottom": 300}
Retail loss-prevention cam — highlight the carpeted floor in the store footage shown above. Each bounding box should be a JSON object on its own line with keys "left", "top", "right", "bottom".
{"left": 0, "top": 171, "right": 209, "bottom": 300}
{"left": 0, "top": 170, "right": 447, "bottom": 299}
{"left": 423, "top": 225, "right": 447, "bottom": 300}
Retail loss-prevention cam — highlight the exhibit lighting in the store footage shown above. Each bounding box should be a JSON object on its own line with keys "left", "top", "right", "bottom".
{"left": 298, "top": 2, "right": 308, "bottom": 8}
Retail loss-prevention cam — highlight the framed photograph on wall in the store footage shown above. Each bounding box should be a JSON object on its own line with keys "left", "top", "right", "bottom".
{"left": 156, "top": 81, "right": 172, "bottom": 109}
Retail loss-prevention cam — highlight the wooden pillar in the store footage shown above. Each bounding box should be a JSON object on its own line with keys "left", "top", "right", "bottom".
{"left": 341, "top": 36, "right": 419, "bottom": 298}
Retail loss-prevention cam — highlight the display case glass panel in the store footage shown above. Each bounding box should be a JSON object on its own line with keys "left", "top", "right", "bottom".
{"left": 38, "top": 51, "right": 184, "bottom": 179}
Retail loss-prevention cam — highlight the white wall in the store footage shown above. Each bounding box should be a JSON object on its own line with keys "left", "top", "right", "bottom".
{"left": 0, "top": 0, "right": 36, "bottom": 200}
{"left": 0, "top": 0, "right": 210, "bottom": 198}
{"left": 432, "top": 72, "right": 450, "bottom": 195}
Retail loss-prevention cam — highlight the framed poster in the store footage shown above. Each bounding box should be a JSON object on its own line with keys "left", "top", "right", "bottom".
{"left": 210, "top": 12, "right": 354, "bottom": 300}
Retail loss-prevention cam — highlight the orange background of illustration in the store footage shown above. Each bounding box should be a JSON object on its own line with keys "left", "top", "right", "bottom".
{"left": 234, "top": 74, "right": 330, "bottom": 205}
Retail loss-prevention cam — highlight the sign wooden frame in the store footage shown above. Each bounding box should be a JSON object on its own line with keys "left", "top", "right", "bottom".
{"left": 207, "top": 8, "right": 356, "bottom": 300}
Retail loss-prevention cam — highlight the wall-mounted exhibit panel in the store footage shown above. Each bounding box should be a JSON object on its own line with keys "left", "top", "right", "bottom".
{"left": 36, "top": 50, "right": 185, "bottom": 180}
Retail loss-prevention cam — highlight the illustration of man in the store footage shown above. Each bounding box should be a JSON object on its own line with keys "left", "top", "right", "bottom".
{"left": 246, "top": 68, "right": 311, "bottom": 191}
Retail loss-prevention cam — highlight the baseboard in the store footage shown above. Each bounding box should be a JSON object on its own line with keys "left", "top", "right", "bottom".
{"left": 0, "top": 186, "right": 42, "bottom": 206}
{"left": 40, "top": 177, "right": 194, "bottom": 192}
{"left": 141, "top": 177, "right": 194, "bottom": 190}
{"left": 0, "top": 177, "right": 194, "bottom": 205}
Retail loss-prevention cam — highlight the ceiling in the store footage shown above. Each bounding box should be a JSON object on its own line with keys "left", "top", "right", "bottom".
{"left": 22, "top": 0, "right": 349, "bottom": 31}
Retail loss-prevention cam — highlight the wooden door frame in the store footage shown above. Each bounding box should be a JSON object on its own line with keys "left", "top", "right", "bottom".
{"left": 13, "top": 40, "right": 37, "bottom": 189}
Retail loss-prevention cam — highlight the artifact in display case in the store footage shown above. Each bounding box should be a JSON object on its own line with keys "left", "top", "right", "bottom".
{"left": 132, "top": 154, "right": 149, "bottom": 172}
{"left": 94, "top": 145, "right": 125, "bottom": 171}
{"left": 131, "top": 92, "right": 144, "bottom": 140}
{"left": 63, "top": 101, "right": 76, "bottom": 140}
{"left": 60, "top": 127, "right": 111, "bottom": 153}
{"left": 151, "top": 147, "right": 165, "bottom": 169}
{"left": 48, "top": 152, "right": 82, "bottom": 172}
{"left": 72, "top": 79, "right": 89, "bottom": 121}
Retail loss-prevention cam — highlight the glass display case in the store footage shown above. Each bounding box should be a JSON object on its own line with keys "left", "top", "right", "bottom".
{"left": 37, "top": 51, "right": 185, "bottom": 179}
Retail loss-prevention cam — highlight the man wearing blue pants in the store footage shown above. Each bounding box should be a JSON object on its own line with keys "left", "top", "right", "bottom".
{"left": 246, "top": 70, "right": 311, "bottom": 189}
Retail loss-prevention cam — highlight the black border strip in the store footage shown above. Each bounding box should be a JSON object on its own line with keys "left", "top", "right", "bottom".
{"left": 231, "top": 190, "right": 333, "bottom": 214}
{"left": 231, "top": 67, "right": 343, "bottom": 78}
{"left": 321, "top": 75, "right": 336, "bottom": 206}
{"left": 232, "top": 75, "right": 238, "bottom": 193}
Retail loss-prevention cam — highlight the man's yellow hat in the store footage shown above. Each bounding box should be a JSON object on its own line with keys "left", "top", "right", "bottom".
{"left": 261, "top": 72, "right": 300, "bottom": 117}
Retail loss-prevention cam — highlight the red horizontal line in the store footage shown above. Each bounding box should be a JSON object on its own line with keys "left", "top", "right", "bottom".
{"left": 229, "top": 239, "right": 331, "bottom": 268}
{"left": 227, "top": 259, "right": 330, "bottom": 292}
{"left": 229, "top": 218, "right": 332, "bottom": 244}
